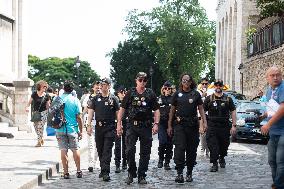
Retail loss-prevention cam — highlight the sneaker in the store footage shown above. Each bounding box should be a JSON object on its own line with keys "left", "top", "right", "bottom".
{"left": 76, "top": 171, "right": 83, "bottom": 178}
{"left": 115, "top": 165, "right": 121, "bottom": 173}
{"left": 88, "top": 167, "right": 94, "bottom": 172}
{"left": 175, "top": 174, "right": 184, "bottom": 183}
{"left": 219, "top": 158, "right": 226, "bottom": 168}
{"left": 185, "top": 174, "right": 193, "bottom": 182}
{"left": 164, "top": 163, "right": 171, "bottom": 170}
{"left": 138, "top": 176, "right": 147, "bottom": 184}
{"left": 210, "top": 163, "right": 218, "bottom": 172}
{"left": 63, "top": 172, "right": 70, "bottom": 179}
{"left": 158, "top": 160, "right": 163, "bottom": 168}
{"left": 125, "top": 174, "right": 134, "bottom": 185}
{"left": 103, "top": 174, "right": 111, "bottom": 182}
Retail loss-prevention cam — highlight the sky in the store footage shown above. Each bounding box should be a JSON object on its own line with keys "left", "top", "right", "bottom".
{"left": 26, "top": 0, "right": 217, "bottom": 78}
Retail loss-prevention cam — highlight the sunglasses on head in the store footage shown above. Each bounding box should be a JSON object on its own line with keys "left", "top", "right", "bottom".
{"left": 138, "top": 78, "right": 148, "bottom": 83}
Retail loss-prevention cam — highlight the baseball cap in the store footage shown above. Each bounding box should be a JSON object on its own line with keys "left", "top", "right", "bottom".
{"left": 214, "top": 79, "right": 224, "bottom": 86}
{"left": 163, "top": 81, "right": 172, "bottom": 87}
{"left": 101, "top": 77, "right": 111, "bottom": 85}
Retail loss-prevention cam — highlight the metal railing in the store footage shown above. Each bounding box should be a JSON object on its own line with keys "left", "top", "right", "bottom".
{"left": 247, "top": 17, "right": 284, "bottom": 57}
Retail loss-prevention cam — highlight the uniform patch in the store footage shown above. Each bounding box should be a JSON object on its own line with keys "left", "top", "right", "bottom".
{"left": 189, "top": 99, "right": 193, "bottom": 103}
{"left": 97, "top": 98, "right": 101, "bottom": 102}
{"left": 141, "top": 97, "right": 145, "bottom": 101}
{"left": 178, "top": 93, "right": 183, "bottom": 97}
{"left": 142, "top": 101, "right": 147, "bottom": 106}
{"left": 221, "top": 102, "right": 225, "bottom": 106}
{"left": 213, "top": 102, "right": 217, "bottom": 107}
{"left": 134, "top": 97, "right": 139, "bottom": 101}
{"left": 105, "top": 102, "right": 108, "bottom": 106}
{"left": 137, "top": 101, "right": 141, "bottom": 106}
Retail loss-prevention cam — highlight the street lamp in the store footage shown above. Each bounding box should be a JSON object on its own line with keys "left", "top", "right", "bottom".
{"left": 75, "top": 56, "right": 81, "bottom": 86}
{"left": 238, "top": 63, "right": 244, "bottom": 94}
{"left": 149, "top": 65, "right": 154, "bottom": 89}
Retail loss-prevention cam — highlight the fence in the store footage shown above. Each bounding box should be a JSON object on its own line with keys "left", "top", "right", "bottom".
{"left": 247, "top": 17, "right": 284, "bottom": 57}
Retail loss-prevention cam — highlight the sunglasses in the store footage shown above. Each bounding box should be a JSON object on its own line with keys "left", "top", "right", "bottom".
{"left": 138, "top": 78, "right": 148, "bottom": 83}
{"left": 164, "top": 87, "right": 172, "bottom": 90}
{"left": 201, "top": 83, "right": 208, "bottom": 85}
{"left": 182, "top": 79, "right": 190, "bottom": 83}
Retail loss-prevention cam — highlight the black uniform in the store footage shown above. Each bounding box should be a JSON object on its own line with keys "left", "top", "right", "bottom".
{"left": 121, "top": 87, "right": 159, "bottom": 178}
{"left": 203, "top": 93, "right": 235, "bottom": 164}
{"left": 114, "top": 99, "right": 128, "bottom": 169}
{"left": 158, "top": 95, "right": 173, "bottom": 165}
{"left": 88, "top": 94, "right": 120, "bottom": 175}
{"left": 171, "top": 89, "right": 202, "bottom": 175}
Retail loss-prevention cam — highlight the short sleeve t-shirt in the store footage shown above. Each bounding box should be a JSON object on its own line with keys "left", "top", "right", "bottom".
{"left": 56, "top": 93, "right": 82, "bottom": 134}
{"left": 266, "top": 80, "right": 284, "bottom": 135}
{"left": 31, "top": 91, "right": 50, "bottom": 112}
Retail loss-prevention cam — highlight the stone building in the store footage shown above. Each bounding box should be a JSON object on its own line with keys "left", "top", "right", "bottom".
{"left": 216, "top": 0, "right": 284, "bottom": 98}
{"left": 0, "top": 0, "right": 33, "bottom": 131}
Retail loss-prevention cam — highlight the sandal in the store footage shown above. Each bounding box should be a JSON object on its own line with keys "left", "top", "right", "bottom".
{"left": 63, "top": 172, "right": 70, "bottom": 179}
{"left": 76, "top": 171, "right": 83, "bottom": 178}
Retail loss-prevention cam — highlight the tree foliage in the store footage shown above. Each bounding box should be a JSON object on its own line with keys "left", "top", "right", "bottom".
{"left": 256, "top": 0, "right": 284, "bottom": 20}
{"left": 123, "top": 0, "right": 215, "bottom": 84}
{"left": 28, "top": 55, "right": 100, "bottom": 90}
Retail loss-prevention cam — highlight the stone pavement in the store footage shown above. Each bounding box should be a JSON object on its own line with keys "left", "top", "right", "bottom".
{"left": 0, "top": 127, "right": 88, "bottom": 189}
{"left": 36, "top": 135, "right": 273, "bottom": 189}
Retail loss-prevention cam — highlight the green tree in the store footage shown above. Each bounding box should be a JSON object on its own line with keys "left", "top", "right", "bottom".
{"left": 28, "top": 55, "right": 100, "bottom": 90}
{"left": 124, "top": 0, "right": 215, "bottom": 83}
{"left": 108, "top": 39, "right": 166, "bottom": 93}
{"left": 256, "top": 0, "right": 284, "bottom": 20}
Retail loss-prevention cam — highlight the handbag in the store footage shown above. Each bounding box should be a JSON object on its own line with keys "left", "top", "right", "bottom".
{"left": 31, "top": 111, "right": 42, "bottom": 122}
{"left": 31, "top": 94, "right": 46, "bottom": 122}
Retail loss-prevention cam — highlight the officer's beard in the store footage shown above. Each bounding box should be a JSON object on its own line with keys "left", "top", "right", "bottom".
{"left": 215, "top": 88, "right": 222, "bottom": 94}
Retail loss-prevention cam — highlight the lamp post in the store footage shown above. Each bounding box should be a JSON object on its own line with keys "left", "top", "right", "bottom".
{"left": 75, "top": 56, "right": 81, "bottom": 86}
{"left": 149, "top": 65, "right": 154, "bottom": 89}
{"left": 238, "top": 63, "right": 244, "bottom": 95}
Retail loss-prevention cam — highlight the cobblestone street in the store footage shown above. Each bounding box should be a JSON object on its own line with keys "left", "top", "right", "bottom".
{"left": 36, "top": 136, "right": 272, "bottom": 189}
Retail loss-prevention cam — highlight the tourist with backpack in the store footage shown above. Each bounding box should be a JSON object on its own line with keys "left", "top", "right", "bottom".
{"left": 25, "top": 80, "right": 51, "bottom": 147}
{"left": 55, "top": 81, "right": 83, "bottom": 179}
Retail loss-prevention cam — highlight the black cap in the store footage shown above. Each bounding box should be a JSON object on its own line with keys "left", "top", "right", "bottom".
{"left": 214, "top": 79, "right": 224, "bottom": 86}
{"left": 136, "top": 72, "right": 147, "bottom": 79}
{"left": 101, "top": 77, "right": 111, "bottom": 85}
{"left": 117, "top": 85, "right": 126, "bottom": 93}
{"left": 163, "top": 81, "right": 172, "bottom": 87}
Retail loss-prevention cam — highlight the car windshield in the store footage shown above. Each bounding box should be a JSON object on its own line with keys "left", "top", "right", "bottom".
{"left": 237, "top": 102, "right": 265, "bottom": 113}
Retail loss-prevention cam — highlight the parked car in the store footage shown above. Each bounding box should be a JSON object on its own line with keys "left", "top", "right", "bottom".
{"left": 224, "top": 90, "right": 246, "bottom": 105}
{"left": 231, "top": 100, "right": 269, "bottom": 143}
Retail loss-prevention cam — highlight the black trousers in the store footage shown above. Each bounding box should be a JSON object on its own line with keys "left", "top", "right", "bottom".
{"left": 173, "top": 122, "right": 199, "bottom": 175}
{"left": 126, "top": 122, "right": 152, "bottom": 178}
{"left": 206, "top": 125, "right": 230, "bottom": 163}
{"left": 95, "top": 124, "right": 115, "bottom": 174}
{"left": 114, "top": 120, "right": 127, "bottom": 166}
{"left": 158, "top": 120, "right": 173, "bottom": 163}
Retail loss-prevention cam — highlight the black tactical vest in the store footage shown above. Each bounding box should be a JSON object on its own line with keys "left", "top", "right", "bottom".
{"left": 92, "top": 94, "right": 117, "bottom": 121}
{"left": 207, "top": 94, "right": 230, "bottom": 121}
{"left": 158, "top": 95, "right": 172, "bottom": 121}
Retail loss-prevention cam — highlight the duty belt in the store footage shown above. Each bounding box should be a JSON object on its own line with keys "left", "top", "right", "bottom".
{"left": 96, "top": 120, "right": 115, "bottom": 127}
{"left": 129, "top": 120, "right": 151, "bottom": 127}
{"left": 175, "top": 116, "right": 198, "bottom": 124}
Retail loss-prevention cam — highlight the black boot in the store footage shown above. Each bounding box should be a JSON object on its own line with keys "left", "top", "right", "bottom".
{"left": 175, "top": 174, "right": 184, "bottom": 183}
{"left": 158, "top": 160, "right": 163, "bottom": 168}
{"left": 88, "top": 167, "right": 93, "bottom": 172}
{"left": 164, "top": 162, "right": 171, "bottom": 170}
{"left": 122, "top": 160, "right": 127, "bottom": 170}
{"left": 185, "top": 173, "right": 193, "bottom": 182}
{"left": 138, "top": 176, "right": 148, "bottom": 184}
{"left": 103, "top": 173, "right": 111, "bottom": 182}
{"left": 115, "top": 165, "right": 121, "bottom": 173}
{"left": 125, "top": 174, "right": 134, "bottom": 185}
{"left": 210, "top": 163, "right": 218, "bottom": 172}
{"left": 219, "top": 157, "right": 226, "bottom": 168}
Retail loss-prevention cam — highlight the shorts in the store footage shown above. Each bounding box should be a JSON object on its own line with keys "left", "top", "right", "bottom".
{"left": 56, "top": 132, "right": 79, "bottom": 150}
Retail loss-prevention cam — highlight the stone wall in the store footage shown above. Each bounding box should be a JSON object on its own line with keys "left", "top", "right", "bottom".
{"left": 243, "top": 46, "right": 284, "bottom": 99}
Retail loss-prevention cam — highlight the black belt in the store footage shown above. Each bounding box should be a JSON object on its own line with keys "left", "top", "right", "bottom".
{"left": 96, "top": 120, "right": 115, "bottom": 127}
{"left": 175, "top": 116, "right": 198, "bottom": 123}
{"left": 129, "top": 120, "right": 151, "bottom": 127}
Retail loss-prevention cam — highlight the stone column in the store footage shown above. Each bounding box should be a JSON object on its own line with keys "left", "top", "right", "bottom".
{"left": 224, "top": 15, "right": 228, "bottom": 83}
{"left": 227, "top": 8, "right": 233, "bottom": 88}
{"left": 215, "top": 22, "right": 220, "bottom": 79}
{"left": 13, "top": 79, "right": 34, "bottom": 132}
{"left": 220, "top": 18, "right": 224, "bottom": 80}
{"left": 231, "top": 3, "right": 237, "bottom": 91}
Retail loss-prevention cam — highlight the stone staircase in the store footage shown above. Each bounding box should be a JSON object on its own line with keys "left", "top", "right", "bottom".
{"left": 0, "top": 122, "right": 28, "bottom": 139}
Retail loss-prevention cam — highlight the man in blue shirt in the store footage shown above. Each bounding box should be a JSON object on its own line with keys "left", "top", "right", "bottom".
{"left": 56, "top": 81, "right": 83, "bottom": 179}
{"left": 261, "top": 66, "right": 284, "bottom": 189}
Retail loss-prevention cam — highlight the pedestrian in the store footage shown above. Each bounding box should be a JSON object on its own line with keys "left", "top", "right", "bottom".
{"left": 25, "top": 80, "right": 51, "bottom": 147}
{"left": 87, "top": 78, "right": 120, "bottom": 181}
{"left": 197, "top": 78, "right": 210, "bottom": 156}
{"left": 203, "top": 79, "right": 236, "bottom": 172}
{"left": 55, "top": 80, "right": 83, "bottom": 179}
{"left": 157, "top": 81, "right": 173, "bottom": 170}
{"left": 116, "top": 72, "right": 160, "bottom": 185}
{"left": 114, "top": 86, "right": 128, "bottom": 173}
{"left": 82, "top": 81, "right": 101, "bottom": 173}
{"left": 167, "top": 73, "right": 207, "bottom": 183}
{"left": 261, "top": 66, "right": 284, "bottom": 189}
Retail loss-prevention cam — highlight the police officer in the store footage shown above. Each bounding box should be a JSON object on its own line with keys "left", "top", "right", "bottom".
{"left": 87, "top": 78, "right": 120, "bottom": 181}
{"left": 203, "top": 79, "right": 236, "bottom": 172}
{"left": 116, "top": 72, "right": 160, "bottom": 185}
{"left": 167, "top": 73, "right": 207, "bottom": 183}
{"left": 114, "top": 86, "right": 128, "bottom": 173}
{"left": 157, "top": 81, "right": 173, "bottom": 170}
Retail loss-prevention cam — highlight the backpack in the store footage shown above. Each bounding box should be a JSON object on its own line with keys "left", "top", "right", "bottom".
{"left": 47, "top": 96, "right": 65, "bottom": 129}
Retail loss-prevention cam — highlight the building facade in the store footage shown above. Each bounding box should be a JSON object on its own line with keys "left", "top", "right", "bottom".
{"left": 0, "top": 0, "right": 33, "bottom": 131}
